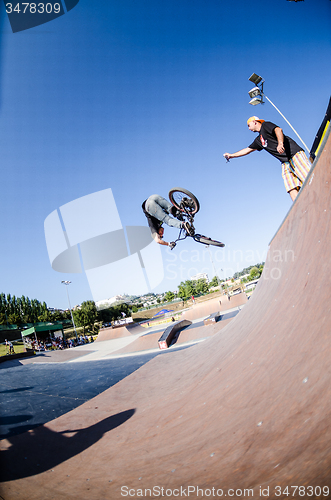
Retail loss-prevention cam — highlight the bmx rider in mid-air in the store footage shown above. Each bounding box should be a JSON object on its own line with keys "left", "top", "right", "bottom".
{"left": 142, "top": 194, "right": 194, "bottom": 248}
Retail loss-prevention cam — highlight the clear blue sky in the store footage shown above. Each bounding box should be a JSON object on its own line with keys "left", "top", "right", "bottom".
{"left": 0, "top": 0, "right": 330, "bottom": 309}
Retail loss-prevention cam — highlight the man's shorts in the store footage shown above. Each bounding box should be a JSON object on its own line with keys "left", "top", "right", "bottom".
{"left": 282, "top": 151, "right": 311, "bottom": 193}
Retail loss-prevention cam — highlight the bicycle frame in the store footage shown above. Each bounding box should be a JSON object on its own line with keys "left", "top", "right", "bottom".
{"left": 169, "top": 188, "right": 225, "bottom": 248}
{"left": 174, "top": 227, "right": 190, "bottom": 244}
{"left": 173, "top": 205, "right": 196, "bottom": 244}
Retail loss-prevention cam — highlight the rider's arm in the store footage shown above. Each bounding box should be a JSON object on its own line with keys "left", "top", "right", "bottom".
{"left": 152, "top": 232, "right": 170, "bottom": 246}
{"left": 146, "top": 213, "right": 172, "bottom": 247}
{"left": 150, "top": 227, "right": 171, "bottom": 246}
{"left": 223, "top": 147, "right": 256, "bottom": 160}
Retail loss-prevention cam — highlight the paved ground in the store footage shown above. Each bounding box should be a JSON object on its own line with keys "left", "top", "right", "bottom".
{"left": 0, "top": 307, "right": 242, "bottom": 440}
{"left": 0, "top": 346, "right": 190, "bottom": 439}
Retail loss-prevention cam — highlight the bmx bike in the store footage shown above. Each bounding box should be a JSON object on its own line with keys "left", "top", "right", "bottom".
{"left": 168, "top": 187, "right": 225, "bottom": 248}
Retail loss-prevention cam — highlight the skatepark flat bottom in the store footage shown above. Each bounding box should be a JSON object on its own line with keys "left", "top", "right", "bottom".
{"left": 0, "top": 305, "right": 240, "bottom": 443}
{"left": 0, "top": 345, "right": 192, "bottom": 440}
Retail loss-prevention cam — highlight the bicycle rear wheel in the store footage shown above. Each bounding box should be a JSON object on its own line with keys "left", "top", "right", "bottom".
{"left": 169, "top": 187, "right": 200, "bottom": 214}
{"left": 193, "top": 234, "right": 225, "bottom": 247}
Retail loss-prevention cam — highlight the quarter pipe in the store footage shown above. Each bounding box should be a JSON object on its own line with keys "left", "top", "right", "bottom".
{"left": 1, "top": 127, "right": 331, "bottom": 498}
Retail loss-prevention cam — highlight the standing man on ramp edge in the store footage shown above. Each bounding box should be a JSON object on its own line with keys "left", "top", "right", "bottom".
{"left": 223, "top": 116, "right": 311, "bottom": 201}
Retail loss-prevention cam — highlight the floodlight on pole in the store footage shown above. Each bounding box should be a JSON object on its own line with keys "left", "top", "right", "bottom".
{"left": 249, "top": 73, "right": 264, "bottom": 86}
{"left": 248, "top": 86, "right": 261, "bottom": 99}
{"left": 249, "top": 95, "right": 263, "bottom": 106}
{"left": 61, "top": 280, "right": 78, "bottom": 340}
{"left": 249, "top": 85, "right": 263, "bottom": 105}
{"left": 247, "top": 73, "right": 310, "bottom": 154}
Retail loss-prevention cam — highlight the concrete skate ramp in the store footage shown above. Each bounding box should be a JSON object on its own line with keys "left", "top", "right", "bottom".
{"left": 219, "top": 291, "right": 248, "bottom": 311}
{"left": 111, "top": 330, "right": 164, "bottom": 353}
{"left": 174, "top": 316, "right": 234, "bottom": 345}
{"left": 1, "top": 129, "right": 331, "bottom": 497}
{"left": 180, "top": 293, "right": 247, "bottom": 322}
{"left": 112, "top": 319, "right": 234, "bottom": 355}
{"left": 180, "top": 296, "right": 220, "bottom": 321}
{"left": 96, "top": 322, "right": 146, "bottom": 342}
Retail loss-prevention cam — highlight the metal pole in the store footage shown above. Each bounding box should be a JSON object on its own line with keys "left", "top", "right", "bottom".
{"left": 62, "top": 281, "right": 78, "bottom": 340}
{"left": 205, "top": 245, "right": 223, "bottom": 291}
{"left": 262, "top": 93, "right": 310, "bottom": 154}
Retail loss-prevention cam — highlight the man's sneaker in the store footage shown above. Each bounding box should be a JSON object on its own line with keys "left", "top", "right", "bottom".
{"left": 183, "top": 221, "right": 195, "bottom": 236}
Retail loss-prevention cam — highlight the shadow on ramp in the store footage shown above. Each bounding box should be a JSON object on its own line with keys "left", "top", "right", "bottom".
{"left": 0, "top": 409, "right": 135, "bottom": 482}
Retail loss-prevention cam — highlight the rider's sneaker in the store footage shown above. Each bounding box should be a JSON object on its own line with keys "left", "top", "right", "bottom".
{"left": 182, "top": 221, "right": 195, "bottom": 236}
{"left": 170, "top": 206, "right": 184, "bottom": 221}
{"left": 170, "top": 206, "right": 180, "bottom": 217}
{"left": 182, "top": 197, "right": 195, "bottom": 210}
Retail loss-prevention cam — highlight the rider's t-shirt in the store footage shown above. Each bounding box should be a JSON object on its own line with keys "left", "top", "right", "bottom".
{"left": 142, "top": 200, "right": 162, "bottom": 239}
{"left": 248, "top": 121, "right": 303, "bottom": 163}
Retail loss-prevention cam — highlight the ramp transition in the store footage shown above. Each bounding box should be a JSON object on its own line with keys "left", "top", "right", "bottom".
{"left": 1, "top": 126, "right": 331, "bottom": 498}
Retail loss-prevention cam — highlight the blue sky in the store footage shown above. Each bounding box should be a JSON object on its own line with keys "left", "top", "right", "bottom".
{"left": 0, "top": 0, "right": 330, "bottom": 309}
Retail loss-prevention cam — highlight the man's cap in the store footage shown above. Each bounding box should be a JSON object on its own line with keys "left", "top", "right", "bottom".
{"left": 247, "top": 116, "right": 265, "bottom": 125}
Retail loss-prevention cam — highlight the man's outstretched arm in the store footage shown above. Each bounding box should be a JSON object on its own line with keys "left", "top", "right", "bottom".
{"left": 223, "top": 147, "right": 256, "bottom": 160}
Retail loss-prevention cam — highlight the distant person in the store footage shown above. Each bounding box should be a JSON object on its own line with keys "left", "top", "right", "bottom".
{"left": 142, "top": 194, "right": 194, "bottom": 247}
{"left": 5, "top": 339, "right": 14, "bottom": 355}
{"left": 223, "top": 116, "right": 311, "bottom": 201}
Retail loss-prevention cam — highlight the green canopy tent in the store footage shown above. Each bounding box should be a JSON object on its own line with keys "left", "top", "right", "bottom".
{"left": 21, "top": 324, "right": 64, "bottom": 348}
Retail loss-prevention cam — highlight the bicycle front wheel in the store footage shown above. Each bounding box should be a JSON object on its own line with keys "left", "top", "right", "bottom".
{"left": 193, "top": 234, "right": 225, "bottom": 247}
{"left": 169, "top": 187, "right": 200, "bottom": 214}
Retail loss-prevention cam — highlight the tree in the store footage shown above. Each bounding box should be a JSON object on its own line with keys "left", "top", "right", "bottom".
{"left": 73, "top": 300, "right": 98, "bottom": 334}
{"left": 195, "top": 279, "right": 209, "bottom": 295}
{"left": 178, "top": 280, "right": 196, "bottom": 301}
{"left": 249, "top": 266, "right": 261, "bottom": 280}
{"left": 38, "top": 309, "right": 53, "bottom": 322}
{"left": 0, "top": 312, "right": 7, "bottom": 325}
{"left": 209, "top": 276, "right": 220, "bottom": 288}
{"left": 165, "top": 291, "right": 175, "bottom": 302}
{"left": 98, "top": 303, "right": 131, "bottom": 325}
{"left": 7, "top": 313, "right": 21, "bottom": 326}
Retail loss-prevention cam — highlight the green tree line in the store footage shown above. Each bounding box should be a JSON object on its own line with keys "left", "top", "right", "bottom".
{"left": 232, "top": 263, "right": 265, "bottom": 281}
{"left": 0, "top": 293, "right": 71, "bottom": 326}
{"left": 0, "top": 263, "right": 264, "bottom": 328}
{"left": 0, "top": 293, "right": 139, "bottom": 337}
{"left": 177, "top": 278, "right": 210, "bottom": 302}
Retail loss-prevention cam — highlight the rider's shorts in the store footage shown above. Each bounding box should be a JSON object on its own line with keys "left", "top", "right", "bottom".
{"left": 282, "top": 151, "right": 311, "bottom": 193}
